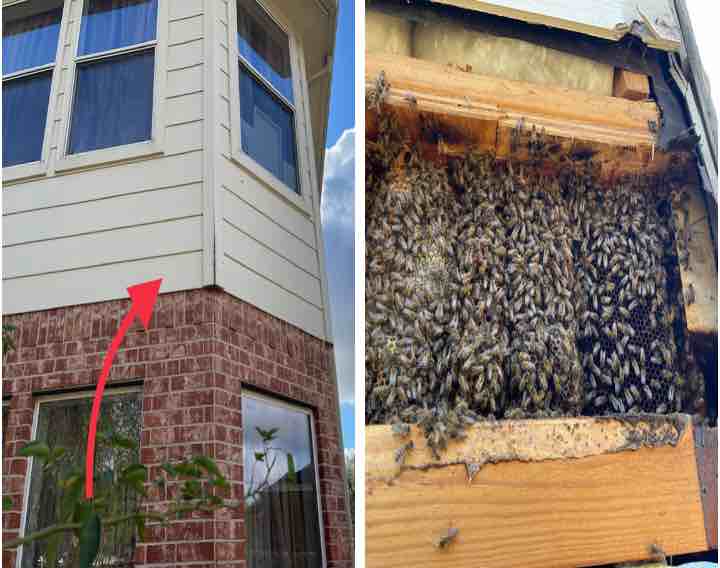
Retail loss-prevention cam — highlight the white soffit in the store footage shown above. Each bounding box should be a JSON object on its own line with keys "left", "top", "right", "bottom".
{"left": 430, "top": 0, "right": 682, "bottom": 51}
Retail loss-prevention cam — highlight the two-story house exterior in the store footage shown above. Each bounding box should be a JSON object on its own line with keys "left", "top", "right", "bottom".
{"left": 1, "top": 0, "right": 352, "bottom": 566}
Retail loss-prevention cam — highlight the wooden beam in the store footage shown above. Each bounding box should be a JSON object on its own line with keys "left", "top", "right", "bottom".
{"left": 366, "top": 416, "right": 710, "bottom": 567}
{"left": 676, "top": 184, "right": 718, "bottom": 336}
{"left": 614, "top": 68, "right": 651, "bottom": 100}
{"left": 366, "top": 53, "right": 699, "bottom": 181}
{"left": 368, "top": 52, "right": 660, "bottom": 140}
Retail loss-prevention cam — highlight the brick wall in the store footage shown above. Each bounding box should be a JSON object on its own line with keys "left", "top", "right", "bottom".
{"left": 2, "top": 288, "right": 352, "bottom": 567}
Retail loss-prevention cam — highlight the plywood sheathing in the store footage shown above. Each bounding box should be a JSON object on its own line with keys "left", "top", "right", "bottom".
{"left": 366, "top": 415, "right": 708, "bottom": 567}
{"left": 366, "top": 53, "right": 695, "bottom": 181}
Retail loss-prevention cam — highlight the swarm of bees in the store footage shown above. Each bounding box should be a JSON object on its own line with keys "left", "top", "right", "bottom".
{"left": 366, "top": 111, "right": 704, "bottom": 456}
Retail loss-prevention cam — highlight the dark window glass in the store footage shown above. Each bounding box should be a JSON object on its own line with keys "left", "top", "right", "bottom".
{"left": 243, "top": 395, "right": 323, "bottom": 568}
{"left": 240, "top": 64, "right": 299, "bottom": 193}
{"left": 237, "top": 0, "right": 293, "bottom": 103}
{"left": 78, "top": 0, "right": 158, "bottom": 56}
{"left": 69, "top": 49, "right": 154, "bottom": 154}
{"left": 2, "top": 6, "right": 62, "bottom": 75}
{"left": 2, "top": 71, "right": 52, "bottom": 166}
{"left": 21, "top": 392, "right": 141, "bottom": 568}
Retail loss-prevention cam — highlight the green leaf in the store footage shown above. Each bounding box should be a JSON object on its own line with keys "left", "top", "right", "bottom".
{"left": 254, "top": 452, "right": 265, "bottom": 462}
{"left": 160, "top": 463, "right": 177, "bottom": 478}
{"left": 61, "top": 474, "right": 85, "bottom": 522}
{"left": 46, "top": 533, "right": 60, "bottom": 568}
{"left": 3, "top": 496, "right": 12, "bottom": 509}
{"left": 192, "top": 455, "right": 221, "bottom": 477}
{"left": 73, "top": 500, "right": 94, "bottom": 527}
{"left": 256, "top": 426, "right": 279, "bottom": 442}
{"left": 121, "top": 464, "right": 148, "bottom": 484}
{"left": 209, "top": 476, "right": 230, "bottom": 489}
{"left": 78, "top": 512, "right": 101, "bottom": 568}
{"left": 174, "top": 463, "right": 202, "bottom": 478}
{"left": 286, "top": 453, "right": 297, "bottom": 484}
{"left": 110, "top": 434, "right": 137, "bottom": 450}
{"left": 19, "top": 441, "right": 50, "bottom": 460}
{"left": 135, "top": 515, "right": 147, "bottom": 542}
{"left": 207, "top": 495, "right": 223, "bottom": 507}
{"left": 180, "top": 479, "right": 202, "bottom": 500}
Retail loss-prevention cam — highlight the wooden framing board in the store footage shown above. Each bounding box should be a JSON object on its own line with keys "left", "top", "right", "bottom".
{"left": 366, "top": 53, "right": 696, "bottom": 181}
{"left": 675, "top": 184, "right": 718, "bottom": 337}
{"left": 366, "top": 415, "right": 713, "bottom": 567}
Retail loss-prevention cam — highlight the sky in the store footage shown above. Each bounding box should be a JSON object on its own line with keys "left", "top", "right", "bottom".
{"left": 321, "top": 0, "right": 355, "bottom": 448}
{"left": 686, "top": 2, "right": 719, "bottom": 117}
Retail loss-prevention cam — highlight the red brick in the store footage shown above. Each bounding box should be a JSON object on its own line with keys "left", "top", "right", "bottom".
{"left": 2, "top": 290, "right": 352, "bottom": 567}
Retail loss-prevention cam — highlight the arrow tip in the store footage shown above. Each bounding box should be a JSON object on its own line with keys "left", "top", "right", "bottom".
{"left": 127, "top": 278, "right": 163, "bottom": 328}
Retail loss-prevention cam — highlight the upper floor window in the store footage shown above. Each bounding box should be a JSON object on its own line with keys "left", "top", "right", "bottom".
{"left": 2, "top": 1, "right": 63, "bottom": 167}
{"left": 243, "top": 392, "right": 324, "bottom": 567}
{"left": 237, "top": 0, "right": 300, "bottom": 194}
{"left": 68, "top": 0, "right": 158, "bottom": 154}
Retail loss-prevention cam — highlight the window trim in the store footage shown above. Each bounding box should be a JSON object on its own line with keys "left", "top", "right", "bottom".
{"left": 2, "top": 0, "right": 68, "bottom": 182}
{"left": 242, "top": 389, "right": 328, "bottom": 568}
{"left": 227, "top": 0, "right": 314, "bottom": 216}
{"left": 16, "top": 386, "right": 142, "bottom": 568}
{"left": 53, "top": 0, "right": 167, "bottom": 174}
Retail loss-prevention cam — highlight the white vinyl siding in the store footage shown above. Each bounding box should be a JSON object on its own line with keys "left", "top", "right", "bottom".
{"left": 2, "top": 0, "right": 333, "bottom": 342}
{"left": 214, "top": 0, "right": 331, "bottom": 340}
{"left": 2, "top": 0, "right": 206, "bottom": 313}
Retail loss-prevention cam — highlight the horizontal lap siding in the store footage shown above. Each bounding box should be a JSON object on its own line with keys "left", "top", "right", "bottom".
{"left": 214, "top": 0, "right": 328, "bottom": 340}
{"left": 2, "top": 1, "right": 207, "bottom": 315}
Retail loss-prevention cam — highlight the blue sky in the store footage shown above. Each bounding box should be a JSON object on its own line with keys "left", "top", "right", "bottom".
{"left": 321, "top": 0, "right": 355, "bottom": 449}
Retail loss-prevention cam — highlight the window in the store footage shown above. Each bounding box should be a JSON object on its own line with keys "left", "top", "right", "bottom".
{"left": 68, "top": 0, "right": 158, "bottom": 154}
{"left": 243, "top": 393, "right": 324, "bottom": 567}
{"left": 237, "top": 0, "right": 300, "bottom": 194}
{"left": 2, "top": 1, "right": 62, "bottom": 167}
{"left": 20, "top": 390, "right": 141, "bottom": 568}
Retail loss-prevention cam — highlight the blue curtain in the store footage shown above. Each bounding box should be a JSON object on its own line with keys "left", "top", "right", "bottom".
{"left": 240, "top": 64, "right": 299, "bottom": 194}
{"left": 2, "top": 71, "right": 52, "bottom": 166}
{"left": 237, "top": 0, "right": 293, "bottom": 103}
{"left": 78, "top": 0, "right": 157, "bottom": 56}
{"left": 2, "top": 7, "right": 62, "bottom": 75}
{"left": 69, "top": 50, "right": 154, "bottom": 154}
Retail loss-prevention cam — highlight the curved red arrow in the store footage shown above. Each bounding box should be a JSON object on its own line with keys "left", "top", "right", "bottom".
{"left": 85, "top": 279, "right": 162, "bottom": 499}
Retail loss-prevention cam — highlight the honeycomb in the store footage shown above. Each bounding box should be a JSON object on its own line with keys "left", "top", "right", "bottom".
{"left": 365, "top": 113, "right": 701, "bottom": 455}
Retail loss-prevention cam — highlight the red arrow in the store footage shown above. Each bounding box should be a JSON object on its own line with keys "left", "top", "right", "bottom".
{"left": 85, "top": 279, "right": 162, "bottom": 499}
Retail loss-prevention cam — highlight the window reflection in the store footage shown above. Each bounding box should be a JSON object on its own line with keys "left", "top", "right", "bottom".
{"left": 243, "top": 394, "right": 323, "bottom": 568}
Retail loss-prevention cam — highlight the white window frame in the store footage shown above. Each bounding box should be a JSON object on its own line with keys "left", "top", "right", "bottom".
{"left": 227, "top": 0, "right": 315, "bottom": 216}
{"left": 53, "top": 0, "right": 167, "bottom": 173}
{"left": 1, "top": 0, "right": 68, "bottom": 183}
{"left": 242, "top": 389, "right": 327, "bottom": 568}
{"left": 16, "top": 386, "right": 142, "bottom": 568}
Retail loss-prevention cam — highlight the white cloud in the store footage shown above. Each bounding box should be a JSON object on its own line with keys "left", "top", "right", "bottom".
{"left": 321, "top": 129, "right": 355, "bottom": 403}
{"left": 322, "top": 128, "right": 355, "bottom": 230}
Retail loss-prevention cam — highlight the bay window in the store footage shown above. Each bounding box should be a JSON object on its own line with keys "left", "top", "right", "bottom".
{"left": 236, "top": 0, "right": 300, "bottom": 194}
{"left": 243, "top": 392, "right": 325, "bottom": 567}
{"left": 2, "top": 2, "right": 62, "bottom": 167}
{"left": 68, "top": 0, "right": 158, "bottom": 154}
